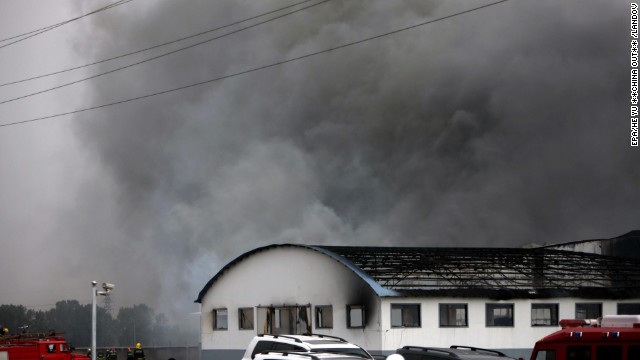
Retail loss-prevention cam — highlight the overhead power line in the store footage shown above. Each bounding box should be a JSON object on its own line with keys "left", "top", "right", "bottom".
{"left": 0, "top": 0, "right": 317, "bottom": 88}
{"left": 0, "top": 0, "right": 133, "bottom": 50}
{"left": 0, "top": 0, "right": 510, "bottom": 129}
{"left": 0, "top": 0, "right": 332, "bottom": 105}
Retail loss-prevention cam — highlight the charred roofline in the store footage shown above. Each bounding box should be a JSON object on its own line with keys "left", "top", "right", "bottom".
{"left": 195, "top": 244, "right": 640, "bottom": 303}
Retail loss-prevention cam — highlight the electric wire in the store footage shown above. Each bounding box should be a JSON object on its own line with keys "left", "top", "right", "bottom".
{"left": 0, "top": 0, "right": 132, "bottom": 50}
{"left": 0, "top": 0, "right": 129, "bottom": 43}
{"left": 0, "top": 0, "right": 316, "bottom": 88}
{"left": 0, "top": 0, "right": 510, "bottom": 129}
{"left": 0, "top": 0, "right": 332, "bottom": 106}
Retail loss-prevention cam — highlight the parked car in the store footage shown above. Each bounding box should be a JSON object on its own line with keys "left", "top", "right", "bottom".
{"left": 393, "top": 345, "right": 519, "bottom": 360}
{"left": 255, "top": 351, "right": 370, "bottom": 360}
{"left": 242, "top": 334, "right": 373, "bottom": 360}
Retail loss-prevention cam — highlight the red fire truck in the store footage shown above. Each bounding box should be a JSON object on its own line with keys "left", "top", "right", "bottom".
{"left": 529, "top": 315, "right": 640, "bottom": 360}
{"left": 0, "top": 331, "right": 90, "bottom": 360}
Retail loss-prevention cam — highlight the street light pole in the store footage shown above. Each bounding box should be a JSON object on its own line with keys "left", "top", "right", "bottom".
{"left": 91, "top": 281, "right": 114, "bottom": 360}
{"left": 92, "top": 281, "right": 97, "bottom": 360}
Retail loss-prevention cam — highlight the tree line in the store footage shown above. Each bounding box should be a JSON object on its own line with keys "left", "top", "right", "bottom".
{"left": 0, "top": 301, "right": 196, "bottom": 348}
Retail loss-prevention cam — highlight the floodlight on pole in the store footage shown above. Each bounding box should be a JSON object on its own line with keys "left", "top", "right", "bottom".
{"left": 91, "top": 281, "right": 114, "bottom": 360}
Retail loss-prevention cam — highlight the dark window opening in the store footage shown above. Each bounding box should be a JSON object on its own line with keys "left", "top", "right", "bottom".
{"left": 567, "top": 346, "right": 590, "bottom": 360}
{"left": 439, "top": 303, "right": 468, "bottom": 327}
{"left": 486, "top": 303, "right": 514, "bottom": 327}
{"left": 315, "top": 305, "right": 333, "bottom": 329}
{"left": 531, "top": 303, "right": 559, "bottom": 326}
{"left": 533, "top": 350, "right": 555, "bottom": 360}
{"left": 257, "top": 305, "right": 311, "bottom": 335}
{"left": 391, "top": 304, "right": 420, "bottom": 328}
{"left": 596, "top": 346, "right": 622, "bottom": 360}
{"left": 576, "top": 303, "right": 602, "bottom": 319}
{"left": 212, "top": 308, "right": 228, "bottom": 330}
{"left": 617, "top": 303, "right": 640, "bottom": 315}
{"left": 239, "top": 307, "right": 254, "bottom": 330}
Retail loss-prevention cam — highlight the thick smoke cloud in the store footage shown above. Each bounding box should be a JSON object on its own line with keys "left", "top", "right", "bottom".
{"left": 5, "top": 0, "right": 634, "bottom": 326}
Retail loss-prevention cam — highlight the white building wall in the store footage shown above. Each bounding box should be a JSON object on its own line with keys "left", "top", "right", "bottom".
{"left": 200, "top": 247, "right": 382, "bottom": 354}
{"left": 198, "top": 245, "right": 640, "bottom": 360}
{"left": 379, "top": 297, "right": 632, "bottom": 354}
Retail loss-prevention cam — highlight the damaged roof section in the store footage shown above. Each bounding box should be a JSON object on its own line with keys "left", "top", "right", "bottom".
{"left": 196, "top": 240, "right": 640, "bottom": 303}
{"left": 315, "top": 246, "right": 640, "bottom": 298}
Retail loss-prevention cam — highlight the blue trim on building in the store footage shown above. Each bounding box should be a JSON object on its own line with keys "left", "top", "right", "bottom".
{"left": 307, "top": 246, "right": 399, "bottom": 297}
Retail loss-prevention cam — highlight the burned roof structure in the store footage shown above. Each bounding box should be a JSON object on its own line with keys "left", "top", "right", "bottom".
{"left": 197, "top": 243, "right": 640, "bottom": 303}
{"left": 313, "top": 245, "right": 640, "bottom": 299}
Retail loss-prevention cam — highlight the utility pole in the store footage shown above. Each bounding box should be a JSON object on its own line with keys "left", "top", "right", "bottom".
{"left": 92, "top": 281, "right": 114, "bottom": 360}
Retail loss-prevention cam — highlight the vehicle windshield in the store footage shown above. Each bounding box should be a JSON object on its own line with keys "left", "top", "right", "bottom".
{"left": 317, "top": 348, "right": 372, "bottom": 359}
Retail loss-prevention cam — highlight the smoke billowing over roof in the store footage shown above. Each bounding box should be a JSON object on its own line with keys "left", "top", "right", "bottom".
{"left": 0, "top": 0, "right": 636, "bottom": 326}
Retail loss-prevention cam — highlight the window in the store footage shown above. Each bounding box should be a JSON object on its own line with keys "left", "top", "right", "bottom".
{"left": 533, "top": 350, "right": 555, "bottom": 360}
{"left": 391, "top": 304, "right": 421, "bottom": 328}
{"left": 239, "top": 307, "right": 254, "bottom": 330}
{"left": 251, "top": 341, "right": 275, "bottom": 358}
{"left": 347, "top": 305, "right": 365, "bottom": 328}
{"left": 617, "top": 303, "right": 640, "bottom": 314}
{"left": 315, "top": 305, "right": 333, "bottom": 329}
{"left": 595, "top": 346, "right": 622, "bottom": 360}
{"left": 629, "top": 346, "right": 640, "bottom": 359}
{"left": 576, "top": 303, "right": 602, "bottom": 319}
{"left": 567, "top": 346, "right": 590, "bottom": 360}
{"left": 213, "top": 308, "right": 228, "bottom": 330}
{"left": 272, "top": 343, "right": 306, "bottom": 351}
{"left": 486, "top": 303, "right": 514, "bottom": 327}
{"left": 531, "top": 303, "right": 559, "bottom": 326}
{"left": 250, "top": 341, "right": 306, "bottom": 359}
{"left": 439, "top": 303, "right": 467, "bottom": 327}
{"left": 256, "top": 305, "right": 311, "bottom": 335}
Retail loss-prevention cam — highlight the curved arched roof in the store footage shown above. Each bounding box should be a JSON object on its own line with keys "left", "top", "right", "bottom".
{"left": 195, "top": 244, "right": 398, "bottom": 303}
{"left": 196, "top": 243, "right": 640, "bottom": 303}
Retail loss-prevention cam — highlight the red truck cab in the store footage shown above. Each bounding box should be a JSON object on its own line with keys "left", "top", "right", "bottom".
{"left": 1, "top": 332, "right": 90, "bottom": 360}
{"left": 529, "top": 315, "right": 640, "bottom": 360}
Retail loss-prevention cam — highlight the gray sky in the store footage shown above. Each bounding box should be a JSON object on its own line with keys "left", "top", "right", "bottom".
{"left": 0, "top": 0, "right": 637, "bottom": 327}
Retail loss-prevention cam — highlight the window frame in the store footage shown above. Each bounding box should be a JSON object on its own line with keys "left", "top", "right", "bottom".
{"left": 531, "top": 303, "right": 559, "bottom": 327}
{"left": 239, "top": 307, "right": 254, "bottom": 330}
{"left": 567, "top": 346, "right": 591, "bottom": 360}
{"left": 347, "top": 304, "right": 365, "bottom": 329}
{"left": 315, "top": 305, "right": 333, "bottom": 329}
{"left": 439, "top": 303, "right": 468, "bottom": 327}
{"left": 486, "top": 303, "right": 514, "bottom": 327}
{"left": 212, "top": 308, "right": 228, "bottom": 330}
{"left": 532, "top": 349, "right": 556, "bottom": 360}
{"left": 390, "top": 303, "right": 421, "bottom": 328}
{"left": 575, "top": 302, "right": 602, "bottom": 319}
{"left": 256, "top": 305, "right": 311, "bottom": 335}
{"left": 617, "top": 302, "right": 640, "bottom": 315}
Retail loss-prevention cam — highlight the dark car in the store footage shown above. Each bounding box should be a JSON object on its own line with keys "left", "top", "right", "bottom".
{"left": 394, "top": 345, "right": 519, "bottom": 360}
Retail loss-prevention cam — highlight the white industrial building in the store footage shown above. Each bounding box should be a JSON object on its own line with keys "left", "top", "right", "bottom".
{"left": 196, "top": 237, "right": 640, "bottom": 360}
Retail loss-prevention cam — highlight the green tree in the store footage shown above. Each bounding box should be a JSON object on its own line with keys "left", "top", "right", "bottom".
{"left": 26, "top": 308, "right": 48, "bottom": 333}
{"left": 0, "top": 304, "right": 29, "bottom": 332}
{"left": 1, "top": 301, "right": 197, "bottom": 347}
{"left": 46, "top": 301, "right": 89, "bottom": 345}
{"left": 116, "top": 304, "right": 153, "bottom": 347}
